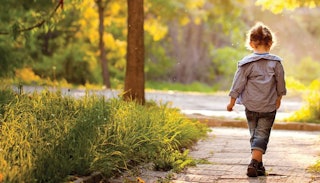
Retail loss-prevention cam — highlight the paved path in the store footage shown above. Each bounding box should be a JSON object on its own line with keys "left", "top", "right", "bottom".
{"left": 110, "top": 127, "right": 320, "bottom": 183}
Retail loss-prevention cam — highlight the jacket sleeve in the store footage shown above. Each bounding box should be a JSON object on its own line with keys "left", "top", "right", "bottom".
{"left": 229, "top": 65, "right": 249, "bottom": 99}
{"left": 275, "top": 62, "right": 287, "bottom": 96}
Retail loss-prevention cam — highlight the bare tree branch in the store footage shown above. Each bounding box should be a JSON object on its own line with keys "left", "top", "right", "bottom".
{"left": 0, "top": 0, "right": 64, "bottom": 35}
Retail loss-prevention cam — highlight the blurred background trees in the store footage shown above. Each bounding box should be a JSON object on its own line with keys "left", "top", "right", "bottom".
{"left": 1, "top": 0, "right": 320, "bottom": 91}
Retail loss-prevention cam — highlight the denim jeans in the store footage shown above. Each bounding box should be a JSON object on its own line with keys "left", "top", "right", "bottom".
{"left": 245, "top": 108, "right": 276, "bottom": 154}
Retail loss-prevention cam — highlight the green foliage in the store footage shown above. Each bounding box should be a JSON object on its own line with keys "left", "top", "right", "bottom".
{"left": 286, "top": 57, "right": 320, "bottom": 85}
{"left": 33, "top": 43, "right": 95, "bottom": 85}
{"left": 0, "top": 0, "right": 262, "bottom": 90}
{"left": 286, "top": 79, "right": 320, "bottom": 123}
{"left": 146, "top": 81, "right": 218, "bottom": 93}
{"left": 0, "top": 89, "right": 15, "bottom": 115}
{"left": 145, "top": 34, "right": 174, "bottom": 81}
{"left": 0, "top": 88, "right": 208, "bottom": 182}
{"left": 4, "top": 0, "right": 320, "bottom": 93}
{"left": 210, "top": 46, "right": 248, "bottom": 89}
{"left": 0, "top": 35, "right": 33, "bottom": 78}
{"left": 153, "top": 149, "right": 196, "bottom": 173}
{"left": 0, "top": 44, "right": 18, "bottom": 77}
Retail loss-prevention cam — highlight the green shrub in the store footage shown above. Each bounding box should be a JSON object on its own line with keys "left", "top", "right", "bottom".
{"left": 287, "top": 79, "right": 320, "bottom": 123}
{"left": 287, "top": 57, "right": 320, "bottom": 85}
{"left": 0, "top": 89, "right": 208, "bottom": 182}
{"left": 285, "top": 76, "right": 306, "bottom": 92}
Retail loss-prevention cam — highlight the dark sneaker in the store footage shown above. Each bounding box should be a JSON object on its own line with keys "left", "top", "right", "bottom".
{"left": 257, "top": 162, "right": 266, "bottom": 176}
{"left": 247, "top": 159, "right": 259, "bottom": 177}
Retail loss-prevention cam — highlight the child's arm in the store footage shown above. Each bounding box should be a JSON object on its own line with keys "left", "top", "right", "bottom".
{"left": 227, "top": 97, "right": 236, "bottom": 111}
{"left": 276, "top": 95, "right": 282, "bottom": 109}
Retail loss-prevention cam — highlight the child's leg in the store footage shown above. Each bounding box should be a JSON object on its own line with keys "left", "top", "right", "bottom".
{"left": 245, "top": 109, "right": 276, "bottom": 177}
{"left": 251, "top": 110, "right": 276, "bottom": 154}
{"left": 252, "top": 149, "right": 263, "bottom": 162}
{"left": 245, "top": 109, "right": 276, "bottom": 156}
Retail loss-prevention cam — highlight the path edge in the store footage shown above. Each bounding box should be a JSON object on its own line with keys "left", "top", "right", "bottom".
{"left": 187, "top": 114, "right": 320, "bottom": 131}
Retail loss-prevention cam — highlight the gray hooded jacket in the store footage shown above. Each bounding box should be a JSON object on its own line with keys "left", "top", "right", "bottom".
{"left": 229, "top": 53, "right": 287, "bottom": 112}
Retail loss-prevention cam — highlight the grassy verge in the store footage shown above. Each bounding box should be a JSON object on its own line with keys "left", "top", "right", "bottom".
{"left": 146, "top": 81, "right": 218, "bottom": 93}
{"left": 0, "top": 88, "right": 208, "bottom": 183}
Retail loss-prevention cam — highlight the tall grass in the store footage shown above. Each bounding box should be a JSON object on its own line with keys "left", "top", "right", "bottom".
{"left": 0, "top": 88, "right": 208, "bottom": 182}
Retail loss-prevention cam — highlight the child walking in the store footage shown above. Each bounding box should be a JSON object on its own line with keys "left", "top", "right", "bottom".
{"left": 227, "top": 22, "right": 286, "bottom": 177}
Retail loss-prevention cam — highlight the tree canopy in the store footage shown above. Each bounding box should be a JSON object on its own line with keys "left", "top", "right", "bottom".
{"left": 256, "top": 0, "right": 320, "bottom": 13}
{"left": 1, "top": 0, "right": 320, "bottom": 90}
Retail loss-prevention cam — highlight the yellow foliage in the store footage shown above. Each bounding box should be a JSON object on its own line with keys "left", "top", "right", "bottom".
{"left": 286, "top": 79, "right": 320, "bottom": 123}
{"left": 104, "top": 32, "right": 126, "bottom": 69}
{"left": 109, "top": 2, "right": 121, "bottom": 15}
{"left": 183, "top": 0, "right": 208, "bottom": 25}
{"left": 15, "top": 68, "right": 41, "bottom": 83}
{"left": 144, "top": 18, "right": 168, "bottom": 41}
{"left": 179, "top": 16, "right": 190, "bottom": 26}
{"left": 256, "top": 0, "right": 318, "bottom": 14}
{"left": 309, "top": 79, "right": 320, "bottom": 90}
{"left": 77, "top": 82, "right": 103, "bottom": 90}
{"left": 194, "top": 17, "right": 202, "bottom": 25}
{"left": 186, "top": 0, "right": 205, "bottom": 10}
{"left": 77, "top": 1, "right": 99, "bottom": 43}
{"left": 105, "top": 33, "right": 117, "bottom": 50}
{"left": 116, "top": 40, "right": 127, "bottom": 57}
{"left": 285, "top": 76, "right": 306, "bottom": 91}
{"left": 106, "top": 1, "right": 127, "bottom": 28}
{"left": 104, "top": 33, "right": 127, "bottom": 63}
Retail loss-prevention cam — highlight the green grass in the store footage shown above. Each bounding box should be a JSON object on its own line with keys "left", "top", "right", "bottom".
{"left": 146, "top": 81, "right": 219, "bottom": 93}
{"left": 0, "top": 88, "right": 208, "bottom": 183}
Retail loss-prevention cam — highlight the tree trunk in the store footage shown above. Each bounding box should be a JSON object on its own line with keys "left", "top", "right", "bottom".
{"left": 97, "top": 0, "right": 111, "bottom": 88}
{"left": 124, "top": 0, "right": 145, "bottom": 104}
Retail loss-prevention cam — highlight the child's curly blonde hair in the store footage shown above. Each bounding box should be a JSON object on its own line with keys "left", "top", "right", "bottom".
{"left": 245, "top": 22, "right": 277, "bottom": 51}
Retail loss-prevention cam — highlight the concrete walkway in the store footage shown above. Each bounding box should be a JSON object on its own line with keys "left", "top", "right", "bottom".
{"left": 110, "top": 127, "right": 320, "bottom": 183}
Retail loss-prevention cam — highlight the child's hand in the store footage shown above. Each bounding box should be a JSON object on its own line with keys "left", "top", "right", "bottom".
{"left": 227, "top": 97, "right": 236, "bottom": 111}
{"left": 227, "top": 103, "right": 234, "bottom": 111}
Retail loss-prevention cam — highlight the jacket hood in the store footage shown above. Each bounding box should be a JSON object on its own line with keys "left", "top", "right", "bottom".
{"left": 238, "top": 53, "right": 282, "bottom": 67}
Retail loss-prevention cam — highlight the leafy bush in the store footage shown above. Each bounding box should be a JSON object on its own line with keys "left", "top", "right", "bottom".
{"left": 210, "top": 46, "right": 248, "bottom": 89}
{"left": 287, "top": 57, "right": 320, "bottom": 85}
{"left": 285, "top": 76, "right": 306, "bottom": 92}
{"left": 15, "top": 68, "right": 42, "bottom": 85}
{"left": 286, "top": 79, "right": 320, "bottom": 123}
{"left": 0, "top": 88, "right": 208, "bottom": 182}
